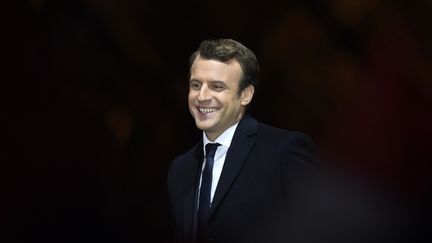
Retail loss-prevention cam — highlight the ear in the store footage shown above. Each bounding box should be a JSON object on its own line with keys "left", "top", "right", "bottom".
{"left": 240, "top": 85, "right": 255, "bottom": 106}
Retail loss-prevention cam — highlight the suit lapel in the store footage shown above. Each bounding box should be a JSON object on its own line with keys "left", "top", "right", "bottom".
{"left": 208, "top": 115, "right": 258, "bottom": 218}
{"left": 183, "top": 142, "right": 204, "bottom": 241}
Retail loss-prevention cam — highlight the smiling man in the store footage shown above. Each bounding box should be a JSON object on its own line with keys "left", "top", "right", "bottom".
{"left": 188, "top": 54, "right": 253, "bottom": 141}
{"left": 167, "top": 39, "right": 318, "bottom": 243}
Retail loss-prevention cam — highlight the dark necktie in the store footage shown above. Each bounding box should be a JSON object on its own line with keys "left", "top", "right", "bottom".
{"left": 197, "top": 143, "right": 220, "bottom": 236}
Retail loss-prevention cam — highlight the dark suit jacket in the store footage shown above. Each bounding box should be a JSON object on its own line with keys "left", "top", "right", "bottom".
{"left": 167, "top": 115, "right": 318, "bottom": 243}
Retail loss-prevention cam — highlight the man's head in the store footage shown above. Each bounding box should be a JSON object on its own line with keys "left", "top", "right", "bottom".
{"left": 188, "top": 39, "right": 260, "bottom": 141}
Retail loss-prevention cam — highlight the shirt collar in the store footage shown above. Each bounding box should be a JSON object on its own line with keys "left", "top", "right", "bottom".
{"left": 203, "top": 122, "right": 239, "bottom": 154}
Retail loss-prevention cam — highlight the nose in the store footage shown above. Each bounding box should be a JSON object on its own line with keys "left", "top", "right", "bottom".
{"left": 197, "top": 85, "right": 211, "bottom": 102}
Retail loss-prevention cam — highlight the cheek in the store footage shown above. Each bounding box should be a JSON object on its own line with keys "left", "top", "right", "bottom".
{"left": 188, "top": 92, "right": 195, "bottom": 103}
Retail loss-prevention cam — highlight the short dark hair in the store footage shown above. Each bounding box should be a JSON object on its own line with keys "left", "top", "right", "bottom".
{"left": 189, "top": 39, "right": 260, "bottom": 96}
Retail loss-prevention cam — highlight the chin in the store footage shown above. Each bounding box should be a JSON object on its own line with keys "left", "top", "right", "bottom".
{"left": 195, "top": 121, "right": 213, "bottom": 131}
{"left": 195, "top": 119, "right": 216, "bottom": 131}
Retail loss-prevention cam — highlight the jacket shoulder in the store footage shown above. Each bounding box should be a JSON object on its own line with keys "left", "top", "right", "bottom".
{"left": 167, "top": 142, "right": 202, "bottom": 186}
{"left": 256, "top": 122, "right": 312, "bottom": 142}
{"left": 170, "top": 143, "right": 199, "bottom": 166}
{"left": 256, "top": 122, "right": 319, "bottom": 168}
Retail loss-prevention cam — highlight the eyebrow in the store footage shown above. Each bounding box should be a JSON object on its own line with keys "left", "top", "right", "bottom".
{"left": 189, "top": 79, "right": 227, "bottom": 85}
{"left": 209, "top": 80, "right": 227, "bottom": 86}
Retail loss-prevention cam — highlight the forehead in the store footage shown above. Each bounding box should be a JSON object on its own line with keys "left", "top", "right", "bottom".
{"left": 190, "top": 56, "right": 243, "bottom": 83}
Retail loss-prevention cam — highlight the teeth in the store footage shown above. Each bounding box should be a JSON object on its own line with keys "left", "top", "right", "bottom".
{"left": 199, "top": 107, "right": 219, "bottom": 113}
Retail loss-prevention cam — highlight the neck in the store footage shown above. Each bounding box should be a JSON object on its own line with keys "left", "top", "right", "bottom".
{"left": 205, "top": 133, "right": 219, "bottom": 142}
{"left": 205, "top": 112, "right": 244, "bottom": 141}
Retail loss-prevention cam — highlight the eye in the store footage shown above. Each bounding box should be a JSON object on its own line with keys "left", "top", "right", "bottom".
{"left": 212, "top": 82, "right": 226, "bottom": 91}
{"left": 214, "top": 85, "right": 224, "bottom": 91}
{"left": 190, "top": 80, "right": 201, "bottom": 90}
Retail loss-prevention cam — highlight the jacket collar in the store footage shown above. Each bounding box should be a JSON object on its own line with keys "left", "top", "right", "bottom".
{"left": 184, "top": 115, "right": 259, "bottom": 237}
{"left": 208, "top": 114, "right": 258, "bottom": 218}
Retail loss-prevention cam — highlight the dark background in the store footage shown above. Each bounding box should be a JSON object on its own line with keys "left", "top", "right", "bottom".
{"left": 3, "top": 0, "right": 431, "bottom": 242}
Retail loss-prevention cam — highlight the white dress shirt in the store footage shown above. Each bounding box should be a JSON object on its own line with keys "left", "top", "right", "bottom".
{"left": 200, "top": 122, "right": 239, "bottom": 204}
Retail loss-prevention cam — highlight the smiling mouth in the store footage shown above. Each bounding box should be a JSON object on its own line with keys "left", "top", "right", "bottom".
{"left": 198, "top": 107, "right": 220, "bottom": 113}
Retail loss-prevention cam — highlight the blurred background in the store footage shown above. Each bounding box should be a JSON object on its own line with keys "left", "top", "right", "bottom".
{"left": 3, "top": 0, "right": 431, "bottom": 242}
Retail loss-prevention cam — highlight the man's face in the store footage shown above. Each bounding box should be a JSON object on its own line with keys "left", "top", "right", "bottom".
{"left": 188, "top": 56, "right": 253, "bottom": 141}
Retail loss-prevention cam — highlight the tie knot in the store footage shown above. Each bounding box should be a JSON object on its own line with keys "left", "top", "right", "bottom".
{"left": 205, "top": 143, "right": 220, "bottom": 158}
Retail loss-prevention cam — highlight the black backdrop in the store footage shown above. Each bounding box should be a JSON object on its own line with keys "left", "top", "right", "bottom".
{"left": 3, "top": 1, "right": 431, "bottom": 242}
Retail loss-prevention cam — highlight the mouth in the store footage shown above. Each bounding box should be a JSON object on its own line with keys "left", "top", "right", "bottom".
{"left": 197, "top": 106, "right": 220, "bottom": 114}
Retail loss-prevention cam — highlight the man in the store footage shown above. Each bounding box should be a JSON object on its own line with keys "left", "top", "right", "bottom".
{"left": 167, "top": 39, "right": 318, "bottom": 243}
